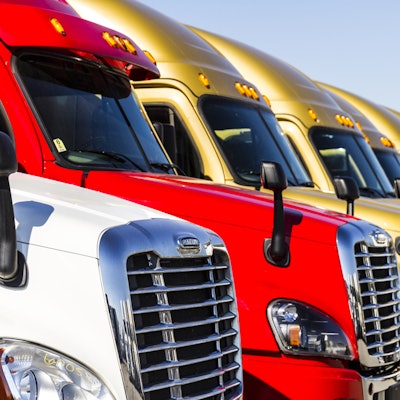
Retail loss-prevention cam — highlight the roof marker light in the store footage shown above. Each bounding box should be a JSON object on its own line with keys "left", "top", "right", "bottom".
{"left": 198, "top": 73, "right": 210, "bottom": 88}
{"left": 234, "top": 82, "right": 260, "bottom": 100}
{"left": 308, "top": 108, "right": 319, "bottom": 122}
{"left": 50, "top": 18, "right": 66, "bottom": 36}
{"left": 263, "top": 94, "right": 272, "bottom": 107}
{"left": 144, "top": 50, "right": 157, "bottom": 65}
{"left": 235, "top": 82, "right": 245, "bottom": 95}
{"left": 102, "top": 32, "right": 137, "bottom": 54}
{"left": 381, "top": 137, "right": 395, "bottom": 148}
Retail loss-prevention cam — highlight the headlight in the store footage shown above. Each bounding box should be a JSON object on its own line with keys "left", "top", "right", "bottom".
{"left": 0, "top": 340, "right": 115, "bottom": 399}
{"left": 267, "top": 299, "right": 353, "bottom": 359}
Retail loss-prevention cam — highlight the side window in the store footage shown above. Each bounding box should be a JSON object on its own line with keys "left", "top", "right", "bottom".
{"left": 144, "top": 105, "right": 204, "bottom": 178}
{"left": 285, "top": 134, "right": 311, "bottom": 178}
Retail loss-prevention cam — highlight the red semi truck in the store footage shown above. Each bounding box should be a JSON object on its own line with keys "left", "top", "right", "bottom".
{"left": 1, "top": 1, "right": 400, "bottom": 398}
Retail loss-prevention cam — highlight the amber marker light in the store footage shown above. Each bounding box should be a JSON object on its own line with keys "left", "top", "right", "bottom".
{"left": 198, "top": 73, "right": 210, "bottom": 88}
{"left": 144, "top": 50, "right": 157, "bottom": 65}
{"left": 121, "top": 38, "right": 136, "bottom": 54}
{"left": 308, "top": 108, "right": 319, "bottom": 122}
{"left": 50, "top": 18, "right": 66, "bottom": 36}
{"left": 263, "top": 94, "right": 272, "bottom": 107}
{"left": 335, "top": 114, "right": 343, "bottom": 125}
{"left": 235, "top": 82, "right": 245, "bottom": 95}
{"left": 381, "top": 137, "right": 395, "bottom": 148}
{"left": 102, "top": 31, "right": 118, "bottom": 48}
{"left": 248, "top": 86, "right": 259, "bottom": 100}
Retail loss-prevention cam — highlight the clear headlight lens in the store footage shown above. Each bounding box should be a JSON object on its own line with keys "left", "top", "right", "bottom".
{"left": 0, "top": 340, "right": 115, "bottom": 399}
{"left": 267, "top": 299, "right": 353, "bottom": 359}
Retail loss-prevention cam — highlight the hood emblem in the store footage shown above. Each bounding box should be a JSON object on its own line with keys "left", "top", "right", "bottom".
{"left": 177, "top": 236, "right": 201, "bottom": 254}
{"left": 370, "top": 229, "right": 390, "bottom": 247}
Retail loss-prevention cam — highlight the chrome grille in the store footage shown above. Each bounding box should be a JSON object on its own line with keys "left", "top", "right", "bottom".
{"left": 127, "top": 249, "right": 241, "bottom": 400}
{"left": 355, "top": 240, "right": 400, "bottom": 359}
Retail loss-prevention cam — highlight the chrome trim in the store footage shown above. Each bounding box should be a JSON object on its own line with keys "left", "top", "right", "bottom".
{"left": 99, "top": 218, "right": 242, "bottom": 400}
{"left": 337, "top": 220, "right": 400, "bottom": 370}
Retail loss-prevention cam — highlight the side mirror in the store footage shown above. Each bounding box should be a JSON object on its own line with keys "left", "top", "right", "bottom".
{"left": 0, "top": 131, "right": 18, "bottom": 280}
{"left": 333, "top": 176, "right": 360, "bottom": 216}
{"left": 261, "top": 161, "right": 290, "bottom": 267}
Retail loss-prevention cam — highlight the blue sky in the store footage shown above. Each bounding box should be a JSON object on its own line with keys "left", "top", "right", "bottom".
{"left": 141, "top": 0, "right": 400, "bottom": 111}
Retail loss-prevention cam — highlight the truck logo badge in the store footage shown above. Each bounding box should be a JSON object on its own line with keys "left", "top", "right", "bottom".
{"left": 370, "top": 229, "right": 390, "bottom": 247}
{"left": 177, "top": 236, "right": 201, "bottom": 254}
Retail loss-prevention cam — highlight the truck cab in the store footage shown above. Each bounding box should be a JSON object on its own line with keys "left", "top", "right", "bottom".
{"left": 318, "top": 82, "right": 400, "bottom": 187}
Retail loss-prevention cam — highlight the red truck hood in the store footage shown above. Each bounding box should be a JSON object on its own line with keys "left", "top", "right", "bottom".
{"left": 84, "top": 170, "right": 354, "bottom": 244}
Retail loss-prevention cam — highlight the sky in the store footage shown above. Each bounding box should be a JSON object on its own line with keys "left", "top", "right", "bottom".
{"left": 140, "top": 0, "right": 400, "bottom": 111}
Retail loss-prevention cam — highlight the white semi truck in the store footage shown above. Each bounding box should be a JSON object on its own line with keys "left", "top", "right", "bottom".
{"left": 0, "top": 131, "right": 242, "bottom": 400}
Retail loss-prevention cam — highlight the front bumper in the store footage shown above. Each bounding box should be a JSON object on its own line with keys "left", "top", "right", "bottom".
{"left": 242, "top": 353, "right": 400, "bottom": 399}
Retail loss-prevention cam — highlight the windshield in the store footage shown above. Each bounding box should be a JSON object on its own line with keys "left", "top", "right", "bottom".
{"left": 374, "top": 149, "right": 400, "bottom": 186}
{"left": 201, "top": 97, "right": 311, "bottom": 187}
{"left": 15, "top": 53, "right": 170, "bottom": 172}
{"left": 310, "top": 128, "right": 395, "bottom": 198}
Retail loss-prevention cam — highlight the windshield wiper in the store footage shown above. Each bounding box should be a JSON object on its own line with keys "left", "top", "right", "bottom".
{"left": 297, "top": 181, "right": 315, "bottom": 188}
{"left": 359, "top": 187, "right": 385, "bottom": 198}
{"left": 76, "top": 150, "right": 146, "bottom": 171}
{"left": 150, "top": 162, "right": 186, "bottom": 175}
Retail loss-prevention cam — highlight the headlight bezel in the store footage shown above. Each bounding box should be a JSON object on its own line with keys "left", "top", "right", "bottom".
{"left": 0, "top": 339, "right": 116, "bottom": 400}
{"left": 267, "top": 299, "right": 354, "bottom": 360}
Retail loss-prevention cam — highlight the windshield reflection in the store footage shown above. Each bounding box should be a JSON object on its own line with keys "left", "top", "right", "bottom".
{"left": 311, "top": 128, "right": 394, "bottom": 198}
{"left": 16, "top": 53, "right": 170, "bottom": 172}
{"left": 374, "top": 149, "right": 400, "bottom": 185}
{"left": 201, "top": 97, "right": 312, "bottom": 187}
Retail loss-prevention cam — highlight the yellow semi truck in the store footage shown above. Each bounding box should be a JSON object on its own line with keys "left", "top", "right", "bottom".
{"left": 67, "top": 0, "right": 400, "bottom": 243}
{"left": 318, "top": 83, "right": 400, "bottom": 187}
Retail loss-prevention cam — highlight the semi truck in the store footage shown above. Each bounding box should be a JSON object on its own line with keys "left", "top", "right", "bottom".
{"left": 0, "top": 130, "right": 242, "bottom": 400}
{"left": 65, "top": 1, "right": 400, "bottom": 256}
{"left": 2, "top": 0, "right": 400, "bottom": 398}
{"left": 317, "top": 83, "right": 400, "bottom": 188}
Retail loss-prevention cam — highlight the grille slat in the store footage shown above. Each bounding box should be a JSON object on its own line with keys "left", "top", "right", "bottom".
{"left": 359, "top": 275, "right": 398, "bottom": 285}
{"left": 362, "top": 299, "right": 400, "bottom": 310}
{"left": 128, "top": 264, "right": 229, "bottom": 275}
{"left": 141, "top": 348, "right": 239, "bottom": 374}
{"left": 133, "top": 295, "right": 233, "bottom": 315}
{"left": 365, "top": 323, "right": 400, "bottom": 337}
{"left": 361, "top": 287, "right": 399, "bottom": 297}
{"left": 127, "top": 250, "right": 241, "bottom": 400}
{"left": 143, "top": 365, "right": 239, "bottom": 392}
{"left": 135, "top": 312, "right": 236, "bottom": 334}
{"left": 140, "top": 329, "right": 238, "bottom": 354}
{"left": 131, "top": 279, "right": 231, "bottom": 295}
{"left": 365, "top": 311, "right": 400, "bottom": 324}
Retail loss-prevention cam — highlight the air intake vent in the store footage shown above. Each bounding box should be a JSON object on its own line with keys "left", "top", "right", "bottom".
{"left": 127, "top": 249, "right": 241, "bottom": 400}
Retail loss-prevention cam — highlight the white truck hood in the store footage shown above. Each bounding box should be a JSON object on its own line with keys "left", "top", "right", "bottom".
{"left": 10, "top": 173, "right": 177, "bottom": 257}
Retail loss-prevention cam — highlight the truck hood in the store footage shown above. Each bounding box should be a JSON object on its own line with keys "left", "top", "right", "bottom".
{"left": 84, "top": 170, "right": 355, "bottom": 245}
{"left": 11, "top": 172, "right": 177, "bottom": 257}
